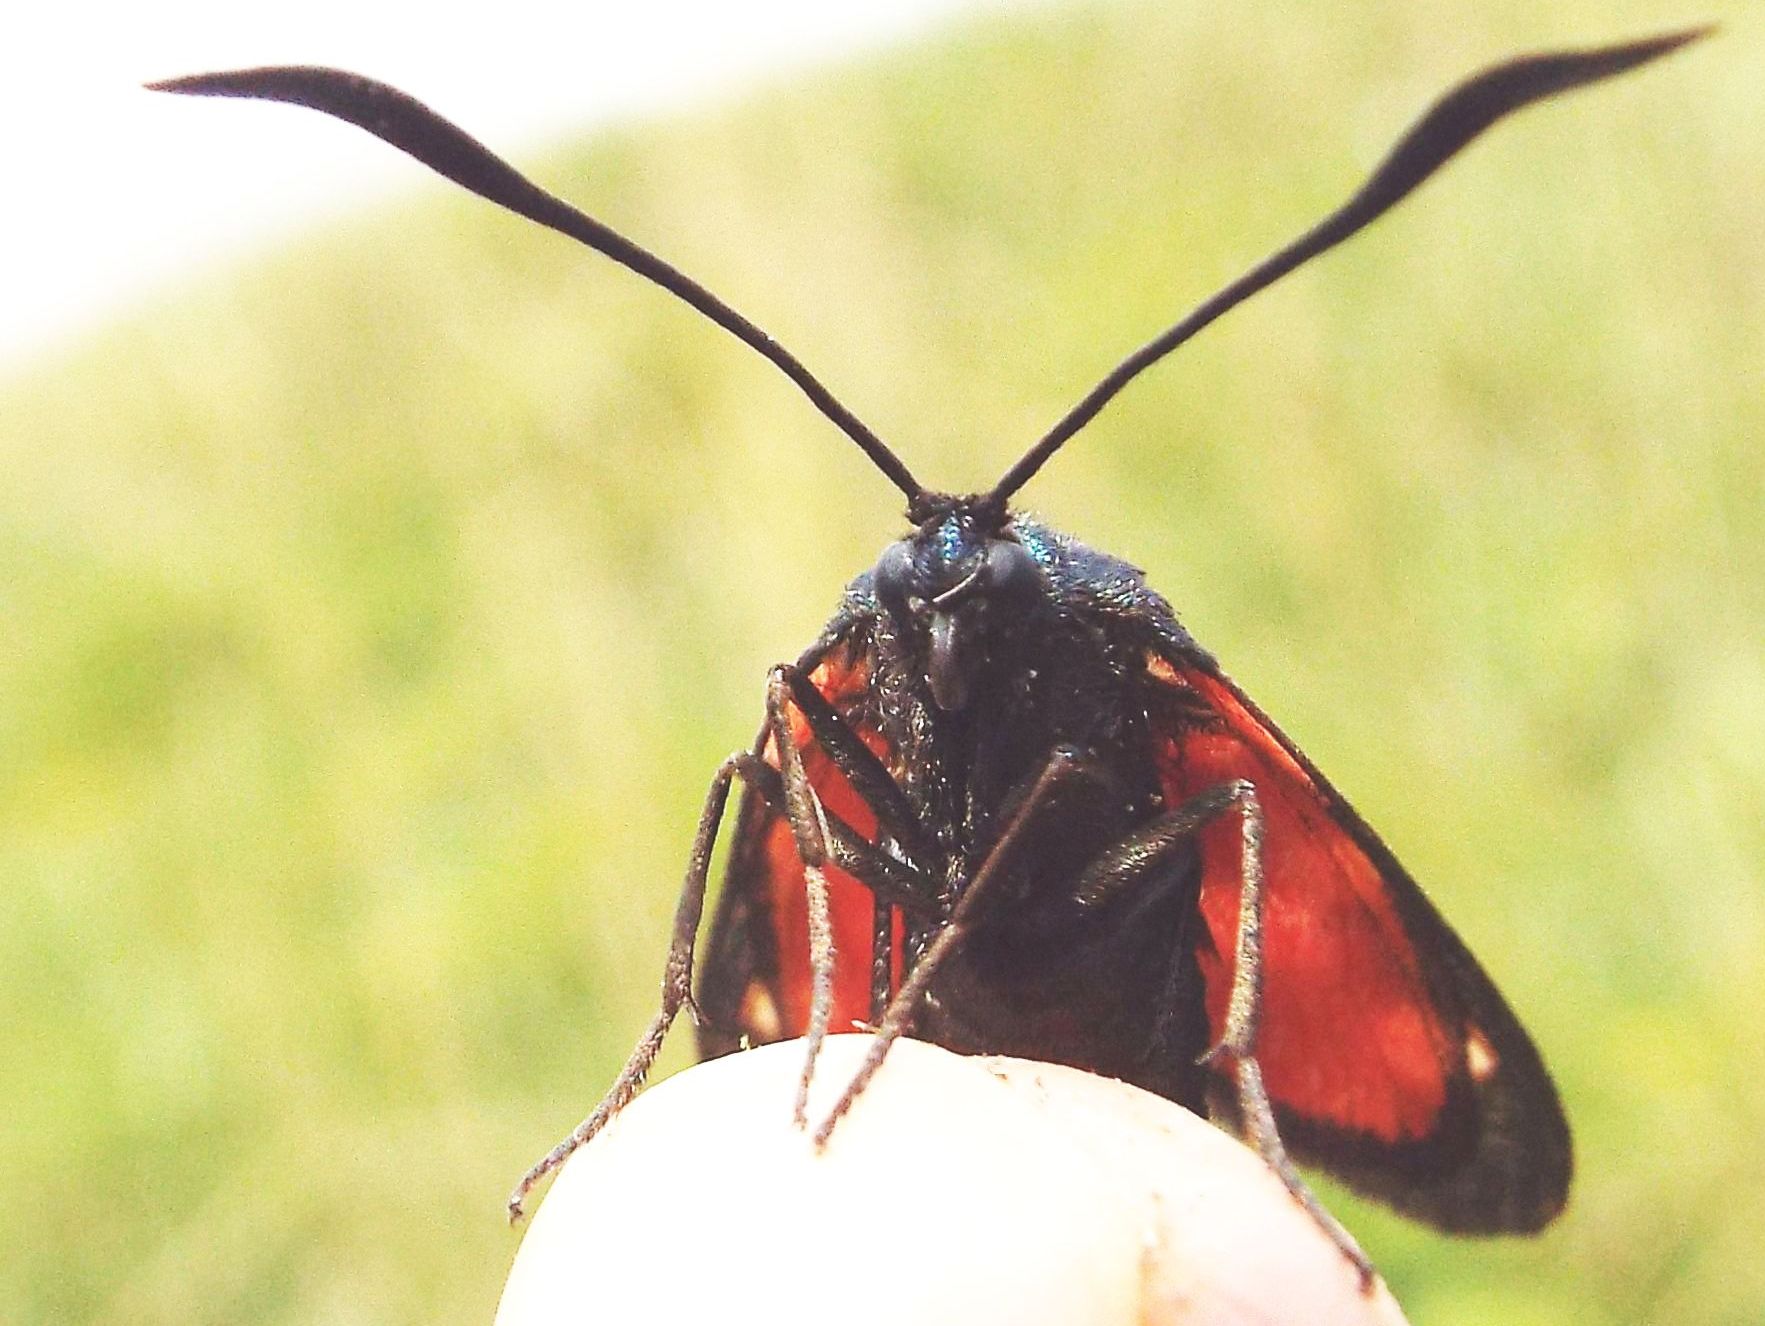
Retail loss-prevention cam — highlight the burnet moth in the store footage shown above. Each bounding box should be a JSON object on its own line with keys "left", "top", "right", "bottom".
{"left": 153, "top": 26, "right": 1707, "bottom": 1282}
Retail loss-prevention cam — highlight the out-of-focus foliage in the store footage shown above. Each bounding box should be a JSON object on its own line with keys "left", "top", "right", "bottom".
{"left": 3, "top": 2, "right": 1760, "bottom": 1321}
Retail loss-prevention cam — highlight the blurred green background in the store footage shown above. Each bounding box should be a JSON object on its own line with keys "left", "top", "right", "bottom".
{"left": 4, "top": 1, "right": 1761, "bottom": 1321}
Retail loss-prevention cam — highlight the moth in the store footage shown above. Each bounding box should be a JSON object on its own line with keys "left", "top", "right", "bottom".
{"left": 154, "top": 26, "right": 1706, "bottom": 1281}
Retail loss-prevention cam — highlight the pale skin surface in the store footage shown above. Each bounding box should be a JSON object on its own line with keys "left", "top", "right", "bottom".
{"left": 496, "top": 1035, "right": 1410, "bottom": 1326}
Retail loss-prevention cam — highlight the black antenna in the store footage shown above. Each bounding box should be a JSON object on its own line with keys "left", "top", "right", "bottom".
{"left": 985, "top": 26, "right": 1711, "bottom": 508}
{"left": 148, "top": 66, "right": 925, "bottom": 506}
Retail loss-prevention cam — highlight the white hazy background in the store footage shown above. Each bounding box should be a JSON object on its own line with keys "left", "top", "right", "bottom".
{"left": 0, "top": 0, "right": 1003, "bottom": 377}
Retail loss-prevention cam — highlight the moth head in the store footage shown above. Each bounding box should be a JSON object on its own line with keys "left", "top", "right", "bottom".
{"left": 873, "top": 500, "right": 1043, "bottom": 713}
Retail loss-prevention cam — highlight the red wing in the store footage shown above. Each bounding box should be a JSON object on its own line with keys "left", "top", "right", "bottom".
{"left": 696, "top": 641, "right": 902, "bottom": 1054}
{"left": 1146, "top": 649, "right": 1570, "bottom": 1231}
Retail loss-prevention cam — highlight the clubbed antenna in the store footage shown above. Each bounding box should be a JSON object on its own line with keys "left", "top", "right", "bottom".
{"left": 984, "top": 26, "right": 1711, "bottom": 508}
{"left": 149, "top": 66, "right": 925, "bottom": 505}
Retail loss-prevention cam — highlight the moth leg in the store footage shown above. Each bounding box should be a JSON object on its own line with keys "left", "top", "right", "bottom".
{"left": 1086, "top": 778, "right": 1375, "bottom": 1287}
{"left": 766, "top": 664, "right": 951, "bottom": 1119}
{"left": 777, "top": 662, "right": 938, "bottom": 1024}
{"left": 810, "top": 745, "right": 1097, "bottom": 1145}
{"left": 734, "top": 757, "right": 940, "bottom": 917}
{"left": 735, "top": 765, "right": 919, "bottom": 1030}
{"left": 507, "top": 747, "right": 774, "bottom": 1221}
{"left": 761, "top": 666, "right": 840, "bottom": 1128}
{"left": 1072, "top": 779, "right": 1372, "bottom": 1284}
{"left": 869, "top": 893, "right": 893, "bottom": 1026}
{"left": 779, "top": 663, "right": 933, "bottom": 867}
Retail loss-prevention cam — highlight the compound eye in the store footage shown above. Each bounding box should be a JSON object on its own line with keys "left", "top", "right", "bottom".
{"left": 872, "top": 540, "right": 915, "bottom": 612}
{"left": 983, "top": 537, "right": 1040, "bottom": 601}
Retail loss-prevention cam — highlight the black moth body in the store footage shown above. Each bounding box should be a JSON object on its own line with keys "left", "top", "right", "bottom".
{"left": 701, "top": 512, "right": 1228, "bottom": 1105}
